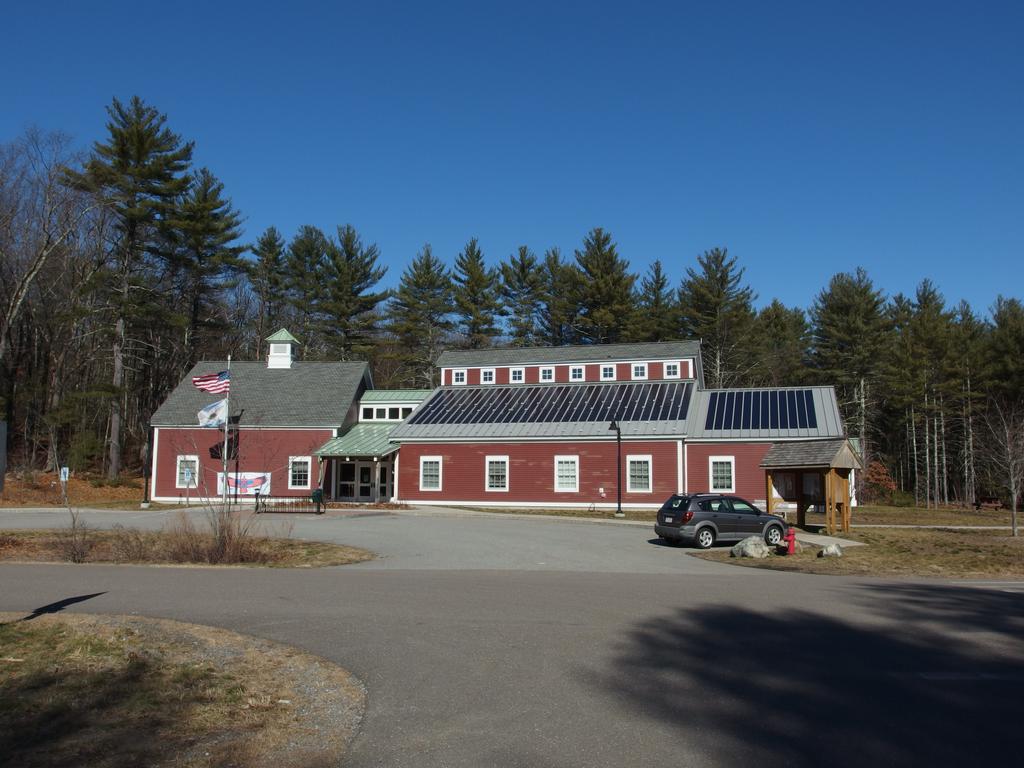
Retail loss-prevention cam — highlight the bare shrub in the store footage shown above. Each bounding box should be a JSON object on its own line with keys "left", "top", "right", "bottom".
{"left": 162, "top": 509, "right": 273, "bottom": 565}
{"left": 55, "top": 510, "right": 95, "bottom": 563}
{"left": 108, "top": 524, "right": 159, "bottom": 562}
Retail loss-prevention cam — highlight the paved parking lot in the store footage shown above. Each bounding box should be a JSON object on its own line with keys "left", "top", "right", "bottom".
{"left": 1, "top": 507, "right": 1022, "bottom": 766}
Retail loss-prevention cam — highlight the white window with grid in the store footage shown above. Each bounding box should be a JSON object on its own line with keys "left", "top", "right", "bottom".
{"left": 452, "top": 369, "right": 467, "bottom": 385}
{"left": 570, "top": 366, "right": 584, "bottom": 381}
{"left": 420, "top": 456, "right": 442, "bottom": 491}
{"left": 510, "top": 367, "right": 525, "bottom": 383}
{"left": 289, "top": 456, "right": 312, "bottom": 489}
{"left": 664, "top": 362, "right": 680, "bottom": 379}
{"left": 631, "top": 363, "right": 648, "bottom": 380}
{"left": 481, "top": 368, "right": 495, "bottom": 384}
{"left": 626, "top": 454, "right": 653, "bottom": 493}
{"left": 540, "top": 366, "right": 555, "bottom": 382}
{"left": 709, "top": 456, "right": 735, "bottom": 493}
{"left": 176, "top": 455, "right": 199, "bottom": 489}
{"left": 554, "top": 455, "right": 579, "bottom": 493}
{"left": 600, "top": 365, "right": 616, "bottom": 381}
{"left": 485, "top": 455, "right": 509, "bottom": 492}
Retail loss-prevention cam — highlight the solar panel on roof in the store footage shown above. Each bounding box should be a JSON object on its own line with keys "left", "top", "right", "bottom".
{"left": 700, "top": 388, "right": 819, "bottom": 433}
{"left": 408, "top": 382, "right": 692, "bottom": 426}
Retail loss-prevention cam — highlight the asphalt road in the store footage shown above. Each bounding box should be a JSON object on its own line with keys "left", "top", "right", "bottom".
{"left": 1, "top": 508, "right": 1023, "bottom": 767}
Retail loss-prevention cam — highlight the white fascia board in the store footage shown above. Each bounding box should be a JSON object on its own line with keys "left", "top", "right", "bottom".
{"left": 398, "top": 499, "right": 664, "bottom": 510}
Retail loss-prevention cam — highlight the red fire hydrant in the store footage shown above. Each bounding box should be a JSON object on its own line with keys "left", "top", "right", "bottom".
{"left": 785, "top": 527, "right": 797, "bottom": 556}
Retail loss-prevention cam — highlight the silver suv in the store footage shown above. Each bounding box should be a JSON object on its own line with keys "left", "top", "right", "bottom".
{"left": 654, "top": 493, "right": 787, "bottom": 549}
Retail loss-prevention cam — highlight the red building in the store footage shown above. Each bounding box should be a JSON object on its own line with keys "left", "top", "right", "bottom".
{"left": 150, "top": 336, "right": 850, "bottom": 511}
{"left": 391, "top": 342, "right": 848, "bottom": 510}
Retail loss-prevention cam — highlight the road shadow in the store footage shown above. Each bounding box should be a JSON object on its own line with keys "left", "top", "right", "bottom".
{"left": 588, "top": 585, "right": 1024, "bottom": 766}
{"left": 20, "top": 592, "right": 107, "bottom": 622}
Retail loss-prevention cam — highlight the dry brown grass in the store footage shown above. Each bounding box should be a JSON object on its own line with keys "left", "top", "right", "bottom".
{"left": 693, "top": 528, "right": 1024, "bottom": 579}
{"left": 0, "top": 612, "right": 365, "bottom": 768}
{"left": 0, "top": 517, "right": 373, "bottom": 568}
{"left": 850, "top": 504, "right": 1014, "bottom": 527}
{"left": 1, "top": 471, "right": 145, "bottom": 507}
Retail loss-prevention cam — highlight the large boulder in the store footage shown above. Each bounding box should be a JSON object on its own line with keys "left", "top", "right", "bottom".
{"left": 817, "top": 543, "right": 844, "bottom": 558}
{"left": 731, "top": 536, "right": 770, "bottom": 559}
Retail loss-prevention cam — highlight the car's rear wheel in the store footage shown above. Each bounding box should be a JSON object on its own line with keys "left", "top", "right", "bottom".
{"left": 695, "top": 527, "right": 715, "bottom": 549}
{"left": 764, "top": 525, "right": 783, "bottom": 546}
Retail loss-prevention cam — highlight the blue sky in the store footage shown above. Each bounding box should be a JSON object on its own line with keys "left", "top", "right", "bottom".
{"left": 3, "top": 1, "right": 1021, "bottom": 315}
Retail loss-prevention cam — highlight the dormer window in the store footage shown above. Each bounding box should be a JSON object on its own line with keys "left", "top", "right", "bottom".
{"left": 481, "top": 368, "right": 495, "bottom": 384}
{"left": 570, "top": 366, "right": 584, "bottom": 381}
{"left": 453, "top": 369, "right": 467, "bottom": 385}
{"left": 631, "top": 363, "right": 648, "bottom": 380}
{"left": 510, "top": 368, "right": 525, "bottom": 383}
{"left": 664, "top": 362, "right": 680, "bottom": 379}
{"left": 540, "top": 367, "right": 555, "bottom": 382}
{"left": 600, "top": 365, "right": 616, "bottom": 381}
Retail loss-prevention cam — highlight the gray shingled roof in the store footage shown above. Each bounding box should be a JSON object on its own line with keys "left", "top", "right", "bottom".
{"left": 151, "top": 361, "right": 369, "bottom": 427}
{"left": 760, "top": 439, "right": 862, "bottom": 469}
{"left": 687, "top": 387, "right": 845, "bottom": 440}
{"left": 436, "top": 341, "right": 701, "bottom": 368}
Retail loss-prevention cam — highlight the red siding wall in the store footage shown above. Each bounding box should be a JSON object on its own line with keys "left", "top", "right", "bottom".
{"left": 397, "top": 440, "right": 680, "bottom": 506}
{"left": 153, "top": 427, "right": 333, "bottom": 500}
{"left": 685, "top": 442, "right": 771, "bottom": 501}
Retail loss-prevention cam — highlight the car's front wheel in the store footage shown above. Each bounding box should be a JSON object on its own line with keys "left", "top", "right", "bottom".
{"left": 695, "top": 527, "right": 716, "bottom": 549}
{"left": 764, "top": 525, "right": 783, "bottom": 547}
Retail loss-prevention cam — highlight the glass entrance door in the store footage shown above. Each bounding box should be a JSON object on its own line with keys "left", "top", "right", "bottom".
{"left": 336, "top": 462, "right": 356, "bottom": 500}
{"left": 357, "top": 463, "right": 373, "bottom": 501}
{"left": 377, "top": 464, "right": 389, "bottom": 501}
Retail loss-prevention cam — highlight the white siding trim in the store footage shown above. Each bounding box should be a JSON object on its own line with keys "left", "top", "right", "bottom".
{"left": 150, "top": 427, "right": 160, "bottom": 500}
{"left": 676, "top": 441, "right": 683, "bottom": 494}
{"left": 683, "top": 442, "right": 689, "bottom": 493}
{"left": 404, "top": 499, "right": 663, "bottom": 510}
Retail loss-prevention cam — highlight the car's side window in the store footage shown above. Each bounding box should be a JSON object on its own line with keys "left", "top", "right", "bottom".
{"left": 699, "top": 499, "right": 723, "bottom": 512}
{"left": 730, "top": 500, "right": 759, "bottom": 514}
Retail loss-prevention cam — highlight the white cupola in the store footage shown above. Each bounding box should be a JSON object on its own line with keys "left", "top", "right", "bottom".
{"left": 266, "top": 328, "right": 300, "bottom": 369}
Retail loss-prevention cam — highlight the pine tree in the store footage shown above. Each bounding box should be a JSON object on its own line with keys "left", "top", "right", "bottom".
{"left": 387, "top": 245, "right": 453, "bottom": 386}
{"left": 284, "top": 225, "right": 331, "bottom": 357}
{"left": 537, "top": 247, "right": 579, "bottom": 346}
{"left": 574, "top": 228, "right": 636, "bottom": 343}
{"left": 163, "top": 168, "right": 244, "bottom": 367}
{"left": 753, "top": 299, "right": 809, "bottom": 386}
{"left": 248, "top": 227, "right": 288, "bottom": 350}
{"left": 678, "top": 248, "right": 757, "bottom": 388}
{"left": 987, "top": 296, "right": 1024, "bottom": 404}
{"left": 627, "top": 260, "right": 676, "bottom": 342}
{"left": 809, "top": 267, "right": 891, "bottom": 470}
{"left": 499, "top": 246, "right": 544, "bottom": 346}
{"left": 452, "top": 238, "right": 501, "bottom": 348}
{"left": 319, "top": 224, "right": 389, "bottom": 360}
{"left": 62, "top": 96, "right": 193, "bottom": 478}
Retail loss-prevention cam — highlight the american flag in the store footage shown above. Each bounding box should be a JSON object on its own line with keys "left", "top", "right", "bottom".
{"left": 192, "top": 370, "right": 231, "bottom": 394}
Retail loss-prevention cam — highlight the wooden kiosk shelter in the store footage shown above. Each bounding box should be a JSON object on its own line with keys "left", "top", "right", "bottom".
{"left": 760, "top": 438, "right": 863, "bottom": 533}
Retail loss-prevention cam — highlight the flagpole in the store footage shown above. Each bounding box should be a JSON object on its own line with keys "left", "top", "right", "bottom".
{"left": 222, "top": 354, "right": 231, "bottom": 511}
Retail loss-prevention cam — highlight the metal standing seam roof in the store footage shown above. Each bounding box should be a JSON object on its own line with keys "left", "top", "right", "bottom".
{"left": 315, "top": 423, "right": 399, "bottom": 457}
{"left": 686, "top": 386, "right": 845, "bottom": 440}
{"left": 389, "top": 381, "right": 694, "bottom": 440}
{"left": 435, "top": 341, "right": 702, "bottom": 369}
{"left": 150, "top": 361, "right": 369, "bottom": 427}
{"left": 359, "top": 389, "right": 433, "bottom": 402}
{"left": 760, "top": 438, "right": 863, "bottom": 469}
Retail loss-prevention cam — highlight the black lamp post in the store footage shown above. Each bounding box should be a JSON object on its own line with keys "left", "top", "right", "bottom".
{"left": 608, "top": 420, "right": 624, "bottom": 518}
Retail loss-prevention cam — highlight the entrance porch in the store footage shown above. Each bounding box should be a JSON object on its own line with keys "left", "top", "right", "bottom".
{"left": 314, "top": 424, "right": 399, "bottom": 504}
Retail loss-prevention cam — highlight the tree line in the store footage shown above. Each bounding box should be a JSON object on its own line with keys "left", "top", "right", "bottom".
{"left": 1, "top": 97, "right": 1021, "bottom": 522}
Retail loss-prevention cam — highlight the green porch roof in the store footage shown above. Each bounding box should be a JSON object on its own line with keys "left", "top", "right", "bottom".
{"left": 360, "top": 389, "right": 433, "bottom": 402}
{"left": 314, "top": 423, "right": 398, "bottom": 458}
